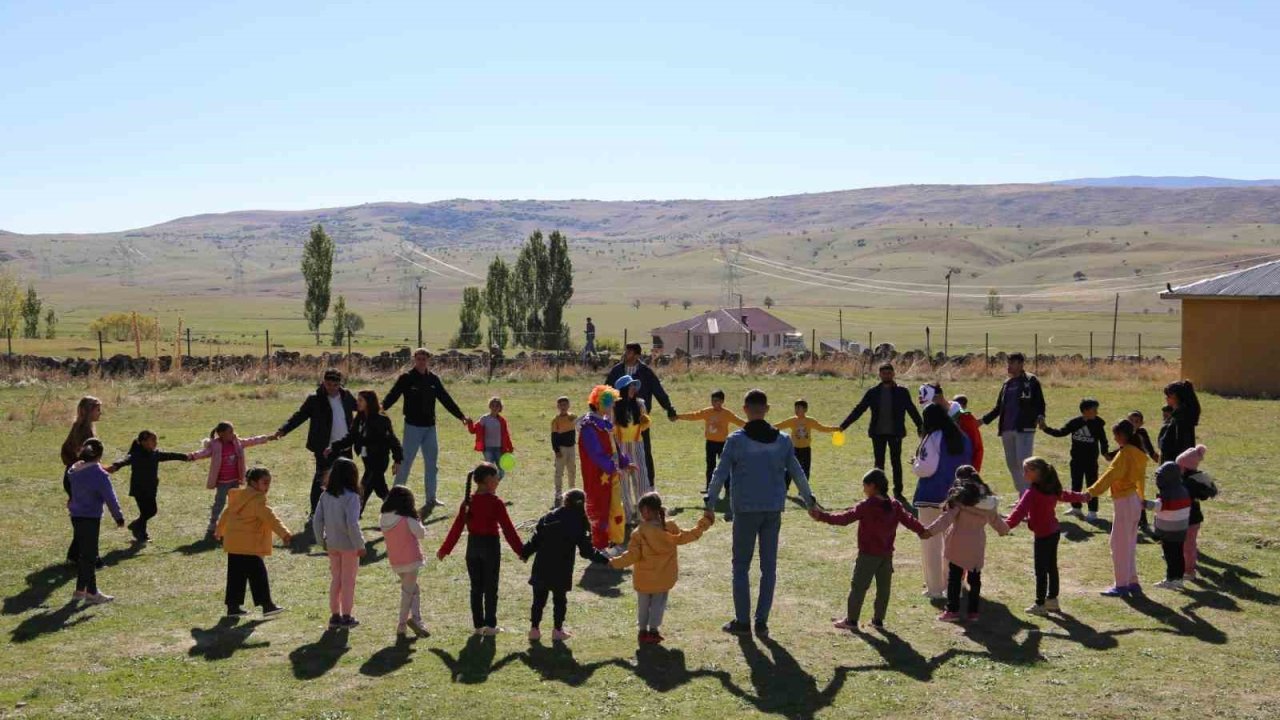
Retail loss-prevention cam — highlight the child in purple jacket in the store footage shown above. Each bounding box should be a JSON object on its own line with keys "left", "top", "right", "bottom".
{"left": 67, "top": 438, "right": 126, "bottom": 604}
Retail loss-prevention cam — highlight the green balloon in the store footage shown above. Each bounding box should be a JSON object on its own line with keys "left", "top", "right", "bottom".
{"left": 499, "top": 453, "right": 516, "bottom": 472}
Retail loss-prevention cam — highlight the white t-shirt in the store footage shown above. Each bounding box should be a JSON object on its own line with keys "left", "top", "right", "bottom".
{"left": 329, "top": 394, "right": 349, "bottom": 444}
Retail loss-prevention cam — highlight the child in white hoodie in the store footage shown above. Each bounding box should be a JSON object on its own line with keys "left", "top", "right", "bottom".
{"left": 313, "top": 457, "right": 366, "bottom": 629}
{"left": 380, "top": 486, "right": 430, "bottom": 639}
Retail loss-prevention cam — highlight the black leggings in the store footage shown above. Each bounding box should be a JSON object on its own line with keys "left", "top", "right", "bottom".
{"left": 466, "top": 535, "right": 501, "bottom": 629}
{"left": 1033, "top": 532, "right": 1060, "bottom": 604}
{"left": 71, "top": 517, "right": 101, "bottom": 594}
{"left": 786, "top": 447, "right": 812, "bottom": 490}
{"left": 130, "top": 494, "right": 158, "bottom": 539}
{"left": 360, "top": 455, "right": 391, "bottom": 514}
{"left": 531, "top": 584, "right": 568, "bottom": 629}
{"left": 1069, "top": 461, "right": 1100, "bottom": 512}
{"left": 1162, "top": 539, "right": 1186, "bottom": 581}
{"left": 704, "top": 441, "right": 725, "bottom": 491}
{"left": 225, "top": 554, "right": 273, "bottom": 609}
{"left": 947, "top": 563, "right": 982, "bottom": 614}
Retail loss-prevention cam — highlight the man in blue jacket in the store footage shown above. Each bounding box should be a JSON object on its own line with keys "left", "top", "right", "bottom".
{"left": 605, "top": 343, "right": 677, "bottom": 486}
{"left": 839, "top": 363, "right": 923, "bottom": 500}
{"left": 705, "top": 389, "right": 814, "bottom": 638}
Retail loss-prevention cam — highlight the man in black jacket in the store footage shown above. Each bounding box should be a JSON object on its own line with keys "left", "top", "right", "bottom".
{"left": 384, "top": 349, "right": 471, "bottom": 512}
{"left": 605, "top": 343, "right": 677, "bottom": 487}
{"left": 840, "top": 363, "right": 923, "bottom": 498}
{"left": 275, "top": 368, "right": 357, "bottom": 517}
{"left": 980, "top": 353, "right": 1046, "bottom": 495}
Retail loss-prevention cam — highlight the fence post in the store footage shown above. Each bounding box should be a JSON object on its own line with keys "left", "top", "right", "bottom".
{"left": 186, "top": 327, "right": 192, "bottom": 357}
{"left": 624, "top": 328, "right": 628, "bottom": 348}
{"left": 686, "top": 329, "right": 692, "bottom": 372}
{"left": 925, "top": 326, "right": 931, "bottom": 358}
{"left": 811, "top": 328, "right": 817, "bottom": 369}
{"left": 98, "top": 331, "right": 104, "bottom": 363}
{"left": 1034, "top": 333, "right": 1039, "bottom": 373}
{"left": 555, "top": 355, "right": 561, "bottom": 383}
{"left": 6, "top": 329, "right": 10, "bottom": 357}
{"left": 1089, "top": 331, "right": 1094, "bottom": 365}
{"left": 984, "top": 332, "right": 989, "bottom": 366}
{"left": 1138, "top": 333, "right": 1142, "bottom": 363}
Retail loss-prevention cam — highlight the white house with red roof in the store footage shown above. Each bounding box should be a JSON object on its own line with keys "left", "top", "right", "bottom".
{"left": 650, "top": 307, "right": 798, "bottom": 358}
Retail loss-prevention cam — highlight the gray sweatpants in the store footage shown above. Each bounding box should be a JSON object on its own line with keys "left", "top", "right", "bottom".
{"left": 1001, "top": 431, "right": 1036, "bottom": 495}
{"left": 637, "top": 591, "right": 669, "bottom": 630}
{"left": 398, "top": 570, "right": 422, "bottom": 625}
{"left": 208, "top": 484, "right": 234, "bottom": 531}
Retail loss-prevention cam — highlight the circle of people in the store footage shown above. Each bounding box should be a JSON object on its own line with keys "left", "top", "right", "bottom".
{"left": 59, "top": 344, "right": 1215, "bottom": 644}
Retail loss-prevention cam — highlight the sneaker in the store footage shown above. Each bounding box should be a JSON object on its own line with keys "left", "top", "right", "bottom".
{"left": 396, "top": 624, "right": 409, "bottom": 638}
{"left": 1100, "top": 586, "right": 1130, "bottom": 597}
{"left": 1126, "top": 583, "right": 1144, "bottom": 596}
{"left": 480, "top": 626, "right": 501, "bottom": 636}
{"left": 937, "top": 611, "right": 962, "bottom": 623}
{"left": 650, "top": 630, "right": 665, "bottom": 644}
{"left": 552, "top": 628, "right": 572, "bottom": 641}
{"left": 431, "top": 499, "right": 445, "bottom": 508}
{"left": 1086, "top": 511, "right": 1099, "bottom": 522}
{"left": 528, "top": 628, "right": 542, "bottom": 641}
{"left": 72, "top": 590, "right": 88, "bottom": 601}
{"left": 225, "top": 606, "right": 248, "bottom": 618}
{"left": 1026, "top": 603, "right": 1049, "bottom": 616}
{"left": 1154, "top": 579, "right": 1185, "bottom": 591}
{"left": 1184, "top": 571, "right": 1198, "bottom": 582}
{"left": 407, "top": 618, "right": 430, "bottom": 638}
{"left": 1044, "top": 598, "right": 1061, "bottom": 612}
{"left": 637, "top": 630, "right": 653, "bottom": 645}
{"left": 832, "top": 618, "right": 858, "bottom": 631}
{"left": 84, "top": 592, "right": 115, "bottom": 605}
{"left": 473, "top": 627, "right": 485, "bottom": 636}
{"left": 753, "top": 622, "right": 770, "bottom": 638}
{"left": 724, "top": 512, "right": 734, "bottom": 523}
{"left": 262, "top": 604, "right": 285, "bottom": 617}
{"left": 342, "top": 615, "right": 360, "bottom": 628}
{"left": 328, "top": 614, "right": 343, "bottom": 629}
{"left": 922, "top": 591, "right": 946, "bottom": 601}
{"left": 966, "top": 613, "right": 980, "bottom": 623}
{"left": 1064, "top": 508, "right": 1084, "bottom": 519}
{"left": 869, "top": 619, "right": 885, "bottom": 630}
{"left": 722, "top": 620, "right": 751, "bottom": 636}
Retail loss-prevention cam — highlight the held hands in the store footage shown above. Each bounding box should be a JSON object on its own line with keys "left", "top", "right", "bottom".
{"left": 357, "top": 547, "right": 367, "bottom": 558}
{"left": 323, "top": 448, "right": 332, "bottom": 457}
{"left": 702, "top": 509, "right": 716, "bottom": 524}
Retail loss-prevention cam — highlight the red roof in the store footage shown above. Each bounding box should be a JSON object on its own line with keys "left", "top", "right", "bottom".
{"left": 651, "top": 307, "right": 795, "bottom": 335}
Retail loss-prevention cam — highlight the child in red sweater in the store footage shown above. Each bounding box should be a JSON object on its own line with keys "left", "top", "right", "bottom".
{"left": 1004, "top": 457, "right": 1090, "bottom": 615}
{"left": 437, "top": 463, "right": 524, "bottom": 634}
{"left": 810, "top": 469, "right": 932, "bottom": 631}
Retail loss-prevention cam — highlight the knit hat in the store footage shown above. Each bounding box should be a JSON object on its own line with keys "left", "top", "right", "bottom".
{"left": 1176, "top": 444, "right": 1207, "bottom": 471}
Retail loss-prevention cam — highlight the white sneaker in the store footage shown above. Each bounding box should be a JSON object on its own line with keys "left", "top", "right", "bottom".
{"left": 481, "top": 626, "right": 503, "bottom": 636}
{"left": 1044, "top": 598, "right": 1061, "bottom": 612}
{"left": 1064, "top": 508, "right": 1084, "bottom": 519}
{"left": 1086, "top": 511, "right": 1099, "bottom": 522}
{"left": 1026, "top": 604, "right": 1049, "bottom": 616}
{"left": 84, "top": 592, "right": 115, "bottom": 605}
{"left": 1154, "top": 579, "right": 1185, "bottom": 591}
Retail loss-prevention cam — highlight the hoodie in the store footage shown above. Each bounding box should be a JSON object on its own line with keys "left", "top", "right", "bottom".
{"left": 924, "top": 495, "right": 1010, "bottom": 571}
{"left": 1152, "top": 462, "right": 1192, "bottom": 542}
{"left": 521, "top": 504, "right": 609, "bottom": 592}
{"left": 215, "top": 486, "right": 290, "bottom": 556}
{"left": 609, "top": 516, "right": 713, "bottom": 593}
{"left": 66, "top": 462, "right": 124, "bottom": 522}
{"left": 380, "top": 512, "right": 426, "bottom": 572}
{"left": 706, "top": 420, "right": 813, "bottom": 513}
{"left": 313, "top": 489, "right": 365, "bottom": 552}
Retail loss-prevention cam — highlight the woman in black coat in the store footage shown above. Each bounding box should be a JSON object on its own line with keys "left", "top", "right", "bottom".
{"left": 1159, "top": 380, "right": 1201, "bottom": 462}
{"left": 520, "top": 489, "right": 609, "bottom": 640}
{"left": 328, "top": 390, "right": 404, "bottom": 514}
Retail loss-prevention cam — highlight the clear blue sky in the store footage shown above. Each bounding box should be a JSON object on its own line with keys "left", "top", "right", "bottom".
{"left": 2, "top": 0, "right": 1278, "bottom": 233}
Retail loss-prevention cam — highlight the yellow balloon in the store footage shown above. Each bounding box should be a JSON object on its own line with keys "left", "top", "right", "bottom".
{"left": 831, "top": 431, "right": 846, "bottom": 447}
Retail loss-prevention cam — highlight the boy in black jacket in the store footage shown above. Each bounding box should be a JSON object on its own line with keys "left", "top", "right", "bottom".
{"left": 520, "top": 489, "right": 610, "bottom": 641}
{"left": 1039, "top": 399, "right": 1109, "bottom": 521}
{"left": 108, "top": 430, "right": 194, "bottom": 543}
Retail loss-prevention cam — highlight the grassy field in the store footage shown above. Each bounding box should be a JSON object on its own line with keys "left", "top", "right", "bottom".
{"left": 1, "top": 370, "right": 1277, "bottom": 719}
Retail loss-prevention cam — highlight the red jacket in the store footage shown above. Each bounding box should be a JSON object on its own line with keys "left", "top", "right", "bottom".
{"left": 812, "top": 497, "right": 928, "bottom": 556}
{"left": 1005, "top": 487, "right": 1092, "bottom": 538}
{"left": 437, "top": 492, "right": 524, "bottom": 558}
{"left": 467, "top": 415, "right": 514, "bottom": 454}
{"left": 956, "top": 412, "right": 984, "bottom": 472}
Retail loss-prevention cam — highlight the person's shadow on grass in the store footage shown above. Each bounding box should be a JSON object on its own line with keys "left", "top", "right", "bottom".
{"left": 716, "top": 635, "right": 851, "bottom": 720}
{"left": 1122, "top": 592, "right": 1227, "bottom": 644}
{"left": 1041, "top": 612, "right": 1132, "bottom": 651}
{"left": 956, "top": 600, "right": 1045, "bottom": 666}
{"left": 577, "top": 563, "right": 625, "bottom": 599}
{"left": 289, "top": 628, "right": 350, "bottom": 680}
{"left": 1058, "top": 519, "right": 1099, "bottom": 543}
{"left": 359, "top": 537, "right": 386, "bottom": 567}
{"left": 499, "top": 640, "right": 614, "bottom": 687}
{"left": 611, "top": 643, "right": 730, "bottom": 692}
{"left": 2, "top": 563, "right": 75, "bottom": 615}
{"left": 172, "top": 536, "right": 219, "bottom": 556}
{"left": 189, "top": 617, "right": 269, "bottom": 661}
{"left": 1191, "top": 552, "right": 1280, "bottom": 606}
{"left": 359, "top": 636, "right": 416, "bottom": 677}
{"left": 838, "top": 626, "right": 942, "bottom": 682}
{"left": 9, "top": 600, "right": 92, "bottom": 643}
{"left": 429, "top": 634, "right": 516, "bottom": 684}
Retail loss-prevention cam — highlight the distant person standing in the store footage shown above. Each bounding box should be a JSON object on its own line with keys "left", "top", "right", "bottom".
{"left": 981, "top": 353, "right": 1046, "bottom": 495}
{"left": 839, "top": 364, "right": 923, "bottom": 500}
{"left": 605, "top": 343, "right": 677, "bottom": 488}
{"left": 275, "top": 368, "right": 358, "bottom": 518}
{"left": 384, "top": 349, "right": 472, "bottom": 513}
{"left": 583, "top": 318, "right": 597, "bottom": 357}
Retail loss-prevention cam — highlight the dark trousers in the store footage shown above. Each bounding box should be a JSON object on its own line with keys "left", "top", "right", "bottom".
{"left": 1161, "top": 539, "right": 1186, "bottom": 581}
{"left": 71, "top": 517, "right": 101, "bottom": 594}
{"left": 704, "top": 440, "right": 726, "bottom": 491}
{"left": 847, "top": 553, "right": 893, "bottom": 623}
{"left": 530, "top": 584, "right": 568, "bottom": 629}
{"left": 785, "top": 446, "right": 812, "bottom": 490}
{"left": 871, "top": 435, "right": 905, "bottom": 495}
{"left": 64, "top": 468, "right": 99, "bottom": 565}
{"left": 946, "top": 563, "right": 982, "bottom": 614}
{"left": 641, "top": 428, "right": 656, "bottom": 487}
{"left": 129, "top": 494, "right": 158, "bottom": 539}
{"left": 1033, "top": 532, "right": 1061, "bottom": 604}
{"left": 309, "top": 448, "right": 353, "bottom": 515}
{"left": 360, "top": 455, "right": 391, "bottom": 514}
{"left": 466, "top": 535, "right": 501, "bottom": 628}
{"left": 225, "top": 553, "right": 273, "bottom": 609}
{"left": 1069, "top": 461, "right": 1100, "bottom": 512}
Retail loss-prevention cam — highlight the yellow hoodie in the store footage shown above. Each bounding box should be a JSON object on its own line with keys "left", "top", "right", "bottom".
{"left": 1088, "top": 444, "right": 1149, "bottom": 500}
{"left": 216, "top": 486, "right": 291, "bottom": 556}
{"left": 676, "top": 406, "right": 745, "bottom": 443}
{"left": 775, "top": 415, "right": 840, "bottom": 449}
{"left": 610, "top": 516, "right": 712, "bottom": 593}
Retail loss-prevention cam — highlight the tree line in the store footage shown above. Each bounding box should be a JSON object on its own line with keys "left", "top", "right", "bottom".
{"left": 0, "top": 269, "right": 57, "bottom": 340}
{"left": 455, "top": 230, "right": 574, "bottom": 350}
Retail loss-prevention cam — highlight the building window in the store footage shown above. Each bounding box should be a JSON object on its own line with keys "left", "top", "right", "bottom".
{"left": 763, "top": 333, "right": 770, "bottom": 348}
{"left": 693, "top": 335, "right": 703, "bottom": 349}
{"left": 775, "top": 333, "right": 781, "bottom": 346}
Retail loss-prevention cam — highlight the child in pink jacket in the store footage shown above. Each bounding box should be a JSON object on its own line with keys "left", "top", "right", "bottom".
{"left": 190, "top": 421, "right": 276, "bottom": 538}
{"left": 925, "top": 468, "right": 1009, "bottom": 623}
{"left": 1004, "top": 457, "right": 1091, "bottom": 615}
{"left": 380, "top": 486, "right": 430, "bottom": 639}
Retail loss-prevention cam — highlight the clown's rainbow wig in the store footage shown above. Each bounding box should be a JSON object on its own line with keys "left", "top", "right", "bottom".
{"left": 588, "top": 384, "right": 619, "bottom": 410}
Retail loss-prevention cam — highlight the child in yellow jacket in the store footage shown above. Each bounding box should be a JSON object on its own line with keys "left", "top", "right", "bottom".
{"left": 775, "top": 398, "right": 839, "bottom": 491}
{"left": 676, "top": 389, "right": 745, "bottom": 495}
{"left": 1087, "top": 420, "right": 1150, "bottom": 597}
{"left": 214, "top": 467, "right": 292, "bottom": 618}
{"left": 610, "top": 492, "right": 713, "bottom": 645}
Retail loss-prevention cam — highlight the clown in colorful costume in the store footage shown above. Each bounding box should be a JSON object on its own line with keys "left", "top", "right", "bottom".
{"left": 579, "top": 386, "right": 628, "bottom": 550}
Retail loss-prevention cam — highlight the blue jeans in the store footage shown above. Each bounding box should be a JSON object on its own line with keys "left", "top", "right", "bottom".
{"left": 483, "top": 447, "right": 505, "bottom": 479}
{"left": 731, "top": 511, "right": 782, "bottom": 625}
{"left": 395, "top": 424, "right": 440, "bottom": 502}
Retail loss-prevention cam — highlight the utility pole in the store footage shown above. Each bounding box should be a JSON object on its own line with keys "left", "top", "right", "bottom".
{"left": 1110, "top": 293, "right": 1120, "bottom": 361}
{"left": 416, "top": 284, "right": 424, "bottom": 349}
{"left": 839, "top": 308, "right": 844, "bottom": 350}
{"left": 943, "top": 269, "right": 955, "bottom": 357}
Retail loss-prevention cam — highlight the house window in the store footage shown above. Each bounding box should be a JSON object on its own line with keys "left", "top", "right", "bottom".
{"left": 693, "top": 335, "right": 703, "bottom": 349}
{"left": 763, "top": 333, "right": 770, "bottom": 348}
{"left": 775, "top": 333, "right": 781, "bottom": 346}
